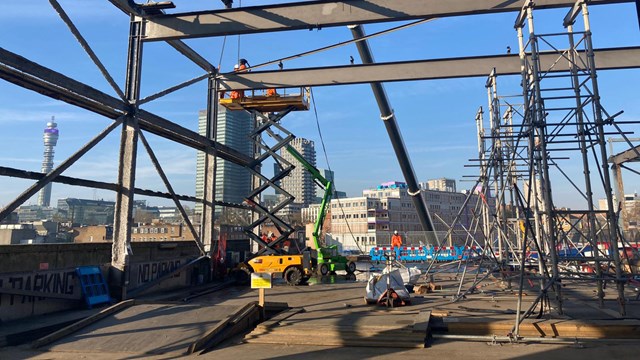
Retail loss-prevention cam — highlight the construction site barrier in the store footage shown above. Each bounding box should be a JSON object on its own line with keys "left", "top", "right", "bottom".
{"left": 369, "top": 245, "right": 482, "bottom": 262}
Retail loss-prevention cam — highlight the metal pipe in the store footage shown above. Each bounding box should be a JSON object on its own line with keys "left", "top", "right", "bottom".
{"left": 566, "top": 22, "right": 604, "bottom": 307}
{"left": 526, "top": 5, "right": 564, "bottom": 314}
{"left": 582, "top": 2, "right": 627, "bottom": 315}
{"left": 432, "top": 334, "right": 639, "bottom": 344}
{"left": 348, "top": 24, "right": 436, "bottom": 236}
{"left": 138, "top": 129, "right": 206, "bottom": 256}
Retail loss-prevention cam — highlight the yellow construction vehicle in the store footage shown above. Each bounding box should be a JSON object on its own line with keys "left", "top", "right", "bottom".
{"left": 244, "top": 251, "right": 314, "bottom": 286}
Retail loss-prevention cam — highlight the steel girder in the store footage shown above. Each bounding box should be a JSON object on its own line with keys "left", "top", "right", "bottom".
{"left": 108, "top": 0, "right": 216, "bottom": 72}
{"left": 609, "top": 145, "right": 640, "bottom": 165}
{"left": 140, "top": 0, "right": 630, "bottom": 41}
{"left": 0, "top": 47, "right": 251, "bottom": 167}
{"left": 216, "top": 46, "right": 640, "bottom": 90}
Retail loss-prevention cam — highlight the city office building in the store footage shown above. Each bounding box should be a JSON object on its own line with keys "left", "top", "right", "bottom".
{"left": 16, "top": 205, "right": 56, "bottom": 222}
{"left": 157, "top": 206, "right": 182, "bottom": 223}
{"left": 315, "top": 168, "right": 347, "bottom": 202}
{"left": 195, "top": 108, "right": 254, "bottom": 215}
{"left": 57, "top": 198, "right": 115, "bottom": 226}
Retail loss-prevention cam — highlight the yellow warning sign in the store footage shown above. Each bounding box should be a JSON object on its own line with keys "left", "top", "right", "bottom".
{"left": 251, "top": 272, "right": 272, "bottom": 289}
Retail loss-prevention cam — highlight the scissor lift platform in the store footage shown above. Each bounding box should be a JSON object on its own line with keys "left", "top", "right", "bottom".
{"left": 220, "top": 87, "right": 310, "bottom": 112}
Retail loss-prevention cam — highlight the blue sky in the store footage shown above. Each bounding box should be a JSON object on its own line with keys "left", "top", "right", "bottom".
{"left": 0, "top": 0, "right": 638, "bottom": 210}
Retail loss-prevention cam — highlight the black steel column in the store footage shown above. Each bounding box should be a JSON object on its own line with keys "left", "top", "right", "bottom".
{"left": 349, "top": 25, "right": 435, "bottom": 234}
{"left": 201, "top": 75, "right": 219, "bottom": 257}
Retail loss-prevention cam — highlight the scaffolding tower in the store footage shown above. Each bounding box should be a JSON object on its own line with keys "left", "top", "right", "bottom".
{"left": 446, "top": 0, "right": 640, "bottom": 338}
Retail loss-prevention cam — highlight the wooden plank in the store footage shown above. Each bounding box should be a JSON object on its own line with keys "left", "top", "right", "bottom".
{"left": 257, "top": 307, "right": 304, "bottom": 330}
{"left": 32, "top": 299, "right": 135, "bottom": 349}
{"left": 262, "top": 301, "right": 289, "bottom": 312}
{"left": 443, "top": 318, "right": 640, "bottom": 339}
{"left": 413, "top": 310, "right": 431, "bottom": 333}
{"left": 245, "top": 334, "right": 424, "bottom": 348}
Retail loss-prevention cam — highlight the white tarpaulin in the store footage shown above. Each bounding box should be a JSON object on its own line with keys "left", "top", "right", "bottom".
{"left": 383, "top": 266, "right": 421, "bottom": 285}
{"left": 365, "top": 269, "right": 411, "bottom": 302}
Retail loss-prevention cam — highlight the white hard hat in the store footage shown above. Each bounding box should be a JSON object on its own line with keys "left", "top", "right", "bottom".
{"left": 394, "top": 230, "right": 398, "bottom": 234}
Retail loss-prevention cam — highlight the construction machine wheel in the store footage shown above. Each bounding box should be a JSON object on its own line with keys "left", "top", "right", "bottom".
{"left": 231, "top": 266, "right": 252, "bottom": 285}
{"left": 319, "top": 263, "right": 330, "bottom": 276}
{"left": 346, "top": 261, "right": 357, "bottom": 274}
{"left": 284, "top": 266, "right": 303, "bottom": 286}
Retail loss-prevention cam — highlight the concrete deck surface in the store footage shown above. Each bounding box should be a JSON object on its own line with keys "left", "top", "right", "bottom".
{"left": 1, "top": 273, "right": 639, "bottom": 359}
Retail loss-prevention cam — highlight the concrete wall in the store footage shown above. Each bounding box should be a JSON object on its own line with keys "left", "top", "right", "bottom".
{"left": 0, "top": 242, "right": 202, "bottom": 322}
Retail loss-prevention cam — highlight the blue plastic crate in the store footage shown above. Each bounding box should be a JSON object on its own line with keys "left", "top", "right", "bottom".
{"left": 76, "top": 266, "right": 111, "bottom": 308}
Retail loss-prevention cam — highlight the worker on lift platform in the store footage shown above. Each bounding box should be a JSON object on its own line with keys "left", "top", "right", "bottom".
{"left": 266, "top": 88, "right": 278, "bottom": 97}
{"left": 229, "top": 59, "right": 250, "bottom": 99}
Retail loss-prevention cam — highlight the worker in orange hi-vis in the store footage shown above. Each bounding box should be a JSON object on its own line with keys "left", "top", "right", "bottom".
{"left": 237, "top": 58, "right": 250, "bottom": 98}
{"left": 229, "top": 64, "right": 241, "bottom": 99}
{"left": 391, "top": 230, "right": 403, "bottom": 250}
{"left": 266, "top": 88, "right": 277, "bottom": 97}
{"left": 269, "top": 232, "right": 280, "bottom": 250}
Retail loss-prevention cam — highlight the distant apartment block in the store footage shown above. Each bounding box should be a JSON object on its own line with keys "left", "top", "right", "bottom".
{"left": 426, "top": 178, "right": 457, "bottom": 193}
{"left": 599, "top": 193, "right": 640, "bottom": 231}
{"left": 0, "top": 221, "right": 59, "bottom": 244}
{"left": 131, "top": 222, "right": 196, "bottom": 242}
{"left": 0, "top": 224, "right": 40, "bottom": 245}
{"left": 280, "top": 138, "right": 316, "bottom": 208}
{"left": 74, "top": 225, "right": 113, "bottom": 243}
{"left": 328, "top": 181, "right": 481, "bottom": 252}
{"left": 302, "top": 203, "right": 323, "bottom": 223}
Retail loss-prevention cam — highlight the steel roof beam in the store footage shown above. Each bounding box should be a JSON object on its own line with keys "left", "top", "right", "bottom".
{"left": 217, "top": 46, "right": 640, "bottom": 90}
{"left": 608, "top": 145, "right": 640, "bottom": 164}
{"left": 107, "top": 1, "right": 216, "bottom": 72}
{"left": 142, "top": 0, "right": 630, "bottom": 41}
{"left": 0, "top": 165, "right": 250, "bottom": 208}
